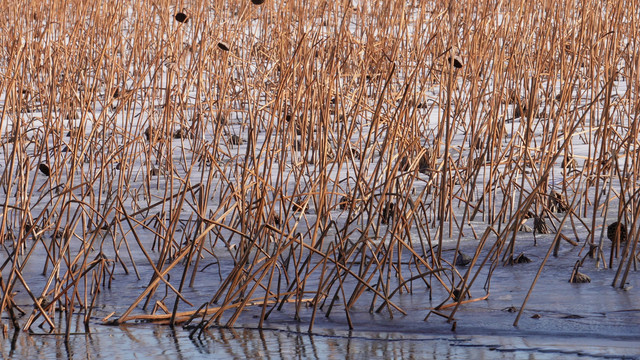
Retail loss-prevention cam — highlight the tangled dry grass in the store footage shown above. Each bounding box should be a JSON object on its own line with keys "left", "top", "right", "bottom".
{"left": 0, "top": 0, "right": 638, "bottom": 338}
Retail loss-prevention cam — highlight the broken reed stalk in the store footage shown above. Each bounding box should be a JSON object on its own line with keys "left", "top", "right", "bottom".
{"left": 0, "top": 0, "right": 637, "bottom": 335}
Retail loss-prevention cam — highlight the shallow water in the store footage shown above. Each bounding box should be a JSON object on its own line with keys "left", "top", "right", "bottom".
{"left": 3, "top": 237, "right": 639, "bottom": 359}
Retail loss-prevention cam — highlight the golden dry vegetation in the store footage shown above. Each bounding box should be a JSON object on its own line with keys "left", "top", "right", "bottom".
{"left": 0, "top": 0, "right": 638, "bottom": 337}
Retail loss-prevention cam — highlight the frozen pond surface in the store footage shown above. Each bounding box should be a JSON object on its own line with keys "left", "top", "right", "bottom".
{"left": 3, "top": 238, "right": 639, "bottom": 359}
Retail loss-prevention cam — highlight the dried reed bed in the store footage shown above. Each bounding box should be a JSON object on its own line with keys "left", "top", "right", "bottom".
{"left": 0, "top": 0, "right": 638, "bottom": 337}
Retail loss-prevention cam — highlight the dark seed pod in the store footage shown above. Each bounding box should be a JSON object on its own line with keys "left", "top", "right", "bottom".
{"left": 418, "top": 147, "right": 436, "bottom": 174}
{"left": 381, "top": 202, "right": 395, "bottom": 224}
{"left": 230, "top": 134, "right": 243, "bottom": 145}
{"left": 455, "top": 251, "right": 472, "bottom": 267}
{"left": 173, "top": 128, "right": 193, "bottom": 139}
{"left": 514, "top": 104, "right": 526, "bottom": 119}
{"left": 398, "top": 156, "right": 410, "bottom": 172}
{"left": 534, "top": 217, "right": 550, "bottom": 234}
{"left": 175, "top": 12, "right": 188, "bottom": 23}
{"left": 607, "top": 222, "right": 627, "bottom": 243}
{"left": 348, "top": 147, "right": 360, "bottom": 159}
{"left": 569, "top": 261, "right": 591, "bottom": 283}
{"left": 549, "top": 191, "right": 569, "bottom": 213}
{"left": 570, "top": 271, "right": 591, "bottom": 283}
{"left": 447, "top": 56, "right": 463, "bottom": 68}
{"left": 451, "top": 287, "right": 466, "bottom": 301}
{"left": 24, "top": 221, "right": 35, "bottom": 233}
{"left": 292, "top": 201, "right": 307, "bottom": 213}
{"left": 144, "top": 126, "right": 152, "bottom": 141}
{"left": 339, "top": 195, "right": 351, "bottom": 210}
{"left": 216, "top": 113, "right": 228, "bottom": 125}
{"left": 39, "top": 163, "right": 50, "bottom": 176}
{"left": 218, "top": 42, "right": 230, "bottom": 51}
{"left": 512, "top": 253, "right": 532, "bottom": 264}
{"left": 65, "top": 110, "right": 79, "bottom": 120}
